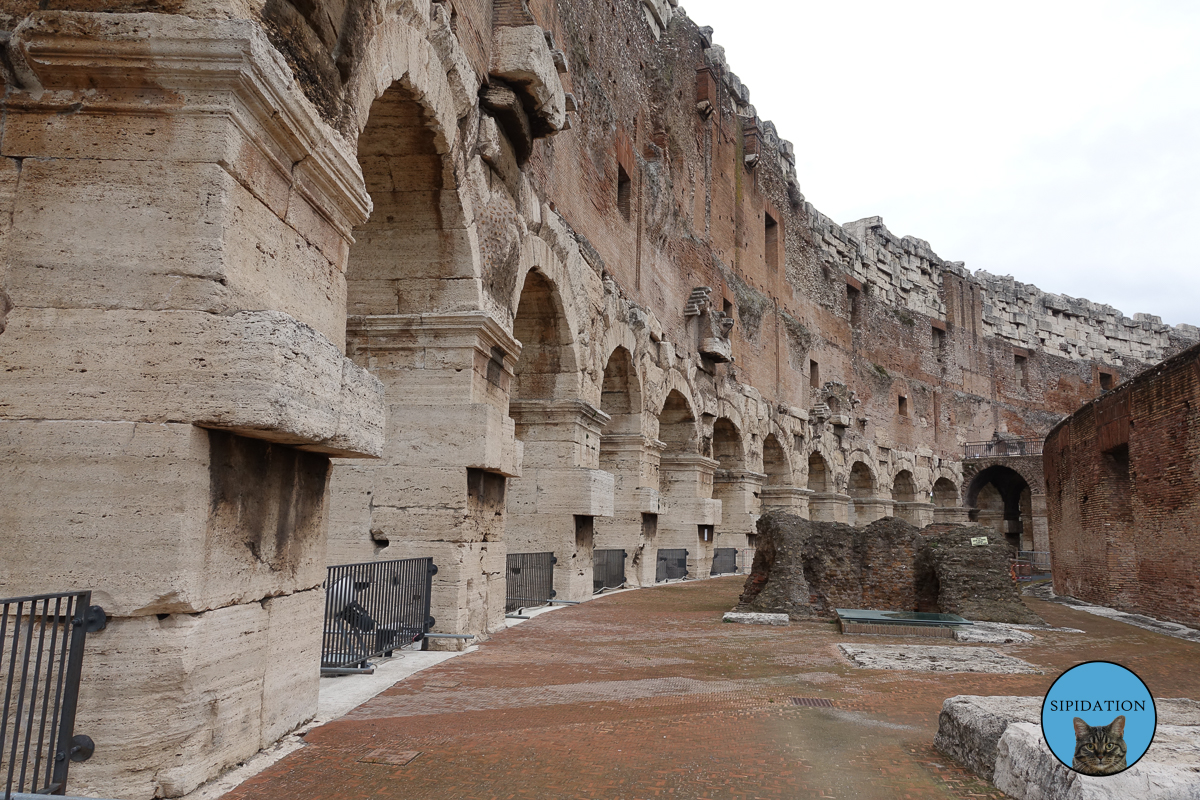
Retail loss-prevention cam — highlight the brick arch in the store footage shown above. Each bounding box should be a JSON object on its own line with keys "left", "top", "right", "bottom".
{"left": 962, "top": 457, "right": 1045, "bottom": 498}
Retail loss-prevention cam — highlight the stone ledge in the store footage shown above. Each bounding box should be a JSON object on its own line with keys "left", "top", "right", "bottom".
{"left": 0, "top": 308, "right": 384, "bottom": 457}
{"left": 936, "top": 695, "right": 1200, "bottom": 796}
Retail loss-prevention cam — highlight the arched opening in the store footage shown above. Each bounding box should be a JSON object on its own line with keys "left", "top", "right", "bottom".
{"left": 512, "top": 270, "right": 574, "bottom": 403}
{"left": 712, "top": 418, "right": 745, "bottom": 469}
{"left": 599, "top": 347, "right": 641, "bottom": 435}
{"left": 807, "top": 453, "right": 829, "bottom": 492}
{"left": 966, "top": 465, "right": 1033, "bottom": 550}
{"left": 891, "top": 470, "right": 917, "bottom": 503}
{"left": 891, "top": 469, "right": 918, "bottom": 525}
{"left": 933, "top": 477, "right": 959, "bottom": 507}
{"left": 658, "top": 390, "right": 697, "bottom": 454}
{"left": 346, "top": 82, "right": 472, "bottom": 316}
{"left": 596, "top": 346, "right": 646, "bottom": 585}
{"left": 847, "top": 461, "right": 875, "bottom": 527}
{"left": 762, "top": 435, "right": 790, "bottom": 487}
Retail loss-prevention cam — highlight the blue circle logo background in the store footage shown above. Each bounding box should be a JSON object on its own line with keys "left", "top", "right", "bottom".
{"left": 1041, "top": 661, "right": 1156, "bottom": 772}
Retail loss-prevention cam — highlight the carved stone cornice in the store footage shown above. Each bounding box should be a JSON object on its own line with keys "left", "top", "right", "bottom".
{"left": 347, "top": 312, "right": 522, "bottom": 362}
{"left": 5, "top": 11, "right": 370, "bottom": 242}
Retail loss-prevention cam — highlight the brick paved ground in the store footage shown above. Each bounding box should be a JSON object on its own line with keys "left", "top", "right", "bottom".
{"left": 224, "top": 578, "right": 1200, "bottom": 800}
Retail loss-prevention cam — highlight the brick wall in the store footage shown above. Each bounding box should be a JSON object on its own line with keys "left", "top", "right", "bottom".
{"left": 1045, "top": 342, "right": 1200, "bottom": 627}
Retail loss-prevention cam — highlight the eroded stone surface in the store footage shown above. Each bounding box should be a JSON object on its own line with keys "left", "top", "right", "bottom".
{"left": 838, "top": 644, "right": 1042, "bottom": 675}
{"left": 722, "top": 612, "right": 789, "bottom": 626}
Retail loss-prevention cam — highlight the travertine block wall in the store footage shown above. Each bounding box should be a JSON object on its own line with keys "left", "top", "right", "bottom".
{"left": 0, "top": 12, "right": 383, "bottom": 799}
{"left": 1, "top": 0, "right": 1196, "bottom": 795}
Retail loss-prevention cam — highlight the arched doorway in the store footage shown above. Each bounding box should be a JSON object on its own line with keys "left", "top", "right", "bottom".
{"left": 966, "top": 465, "right": 1033, "bottom": 550}
{"left": 507, "top": 268, "right": 605, "bottom": 602}
{"left": 655, "top": 391, "right": 720, "bottom": 580}
{"left": 595, "top": 347, "right": 652, "bottom": 586}
{"left": 330, "top": 79, "right": 508, "bottom": 640}
{"left": 711, "top": 417, "right": 761, "bottom": 554}
{"left": 891, "top": 469, "right": 919, "bottom": 525}
{"left": 847, "top": 460, "right": 878, "bottom": 527}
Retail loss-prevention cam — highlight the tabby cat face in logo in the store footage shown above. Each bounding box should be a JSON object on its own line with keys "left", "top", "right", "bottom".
{"left": 1072, "top": 715, "right": 1127, "bottom": 775}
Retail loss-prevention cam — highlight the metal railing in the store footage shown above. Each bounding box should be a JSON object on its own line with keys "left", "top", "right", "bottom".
{"left": 1011, "top": 550, "right": 1052, "bottom": 581}
{"left": 710, "top": 548, "right": 738, "bottom": 575}
{"left": 322, "top": 558, "right": 436, "bottom": 675}
{"left": 963, "top": 437, "right": 1044, "bottom": 459}
{"left": 655, "top": 549, "right": 689, "bottom": 582}
{"left": 506, "top": 553, "right": 557, "bottom": 613}
{"left": 592, "top": 550, "right": 627, "bottom": 593}
{"left": 2, "top": 591, "right": 105, "bottom": 799}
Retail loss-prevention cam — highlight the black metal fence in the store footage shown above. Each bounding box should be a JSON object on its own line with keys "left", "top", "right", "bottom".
{"left": 710, "top": 548, "right": 738, "bottom": 575}
{"left": 592, "top": 549, "right": 627, "bottom": 593}
{"left": 655, "top": 549, "right": 689, "bottom": 582}
{"left": 322, "top": 558, "right": 436, "bottom": 675}
{"left": 506, "top": 553, "right": 557, "bottom": 612}
{"left": 2, "top": 591, "right": 105, "bottom": 799}
{"left": 963, "top": 437, "right": 1044, "bottom": 459}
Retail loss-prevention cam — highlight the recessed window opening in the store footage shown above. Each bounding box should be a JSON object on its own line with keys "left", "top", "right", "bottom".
{"left": 723, "top": 298, "right": 734, "bottom": 319}
{"left": 1014, "top": 354, "right": 1027, "bottom": 384}
{"left": 809, "top": 360, "right": 820, "bottom": 390}
{"left": 898, "top": 396, "right": 909, "bottom": 417}
{"left": 932, "top": 326, "right": 945, "bottom": 357}
{"left": 617, "top": 164, "right": 632, "bottom": 221}
{"left": 847, "top": 285, "right": 861, "bottom": 324}
{"left": 765, "top": 212, "right": 779, "bottom": 271}
{"left": 1100, "top": 371, "right": 1115, "bottom": 391}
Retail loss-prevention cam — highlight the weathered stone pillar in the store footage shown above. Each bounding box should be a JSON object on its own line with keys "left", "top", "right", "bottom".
{"left": 760, "top": 486, "right": 813, "bottom": 519}
{"left": 0, "top": 13, "right": 383, "bottom": 799}
{"left": 658, "top": 454, "right": 722, "bottom": 577}
{"left": 329, "top": 313, "right": 521, "bottom": 643}
{"left": 852, "top": 497, "right": 893, "bottom": 526}
{"left": 507, "top": 400, "right": 615, "bottom": 601}
{"left": 809, "top": 492, "right": 852, "bottom": 523}
{"left": 712, "top": 469, "right": 766, "bottom": 550}
{"left": 934, "top": 506, "right": 972, "bottom": 524}
{"left": 893, "top": 501, "right": 935, "bottom": 527}
{"left": 595, "top": 435, "right": 664, "bottom": 587}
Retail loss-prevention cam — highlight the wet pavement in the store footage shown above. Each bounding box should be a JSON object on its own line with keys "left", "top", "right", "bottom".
{"left": 222, "top": 577, "right": 1200, "bottom": 800}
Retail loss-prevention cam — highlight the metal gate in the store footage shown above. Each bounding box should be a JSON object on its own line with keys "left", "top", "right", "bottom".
{"left": 710, "top": 548, "right": 738, "bottom": 575}
{"left": 592, "top": 549, "right": 627, "bottom": 593}
{"left": 322, "top": 558, "right": 436, "bottom": 675}
{"left": 506, "top": 553, "right": 557, "bottom": 612}
{"left": 2, "top": 591, "right": 105, "bottom": 799}
{"left": 655, "top": 549, "right": 689, "bottom": 582}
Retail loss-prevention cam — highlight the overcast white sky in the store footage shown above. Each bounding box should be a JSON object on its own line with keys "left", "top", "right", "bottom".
{"left": 678, "top": 0, "right": 1200, "bottom": 326}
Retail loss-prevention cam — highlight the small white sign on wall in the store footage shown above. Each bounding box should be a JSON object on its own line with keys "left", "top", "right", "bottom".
{"left": 970, "top": 536, "right": 989, "bottom": 546}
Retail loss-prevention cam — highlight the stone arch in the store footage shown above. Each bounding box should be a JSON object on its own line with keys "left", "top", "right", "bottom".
{"left": 807, "top": 452, "right": 830, "bottom": 492}
{"left": 891, "top": 470, "right": 917, "bottom": 503}
{"left": 345, "top": 44, "right": 480, "bottom": 316}
{"left": 711, "top": 417, "right": 746, "bottom": 470}
{"left": 933, "top": 477, "right": 959, "bottom": 507}
{"left": 657, "top": 389, "right": 698, "bottom": 455}
{"left": 599, "top": 346, "right": 642, "bottom": 435}
{"left": 847, "top": 460, "right": 876, "bottom": 499}
{"left": 965, "top": 465, "right": 1033, "bottom": 549}
{"left": 762, "top": 434, "right": 791, "bottom": 487}
{"left": 511, "top": 269, "right": 579, "bottom": 402}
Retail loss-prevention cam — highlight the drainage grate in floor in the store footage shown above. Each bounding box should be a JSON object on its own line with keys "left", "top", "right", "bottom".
{"left": 789, "top": 697, "right": 835, "bottom": 707}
